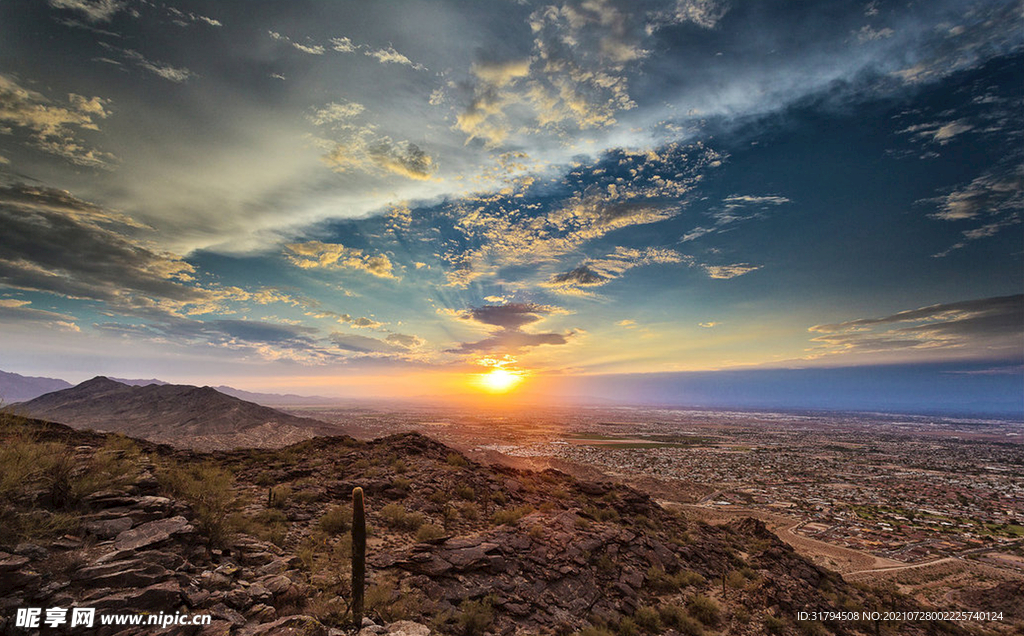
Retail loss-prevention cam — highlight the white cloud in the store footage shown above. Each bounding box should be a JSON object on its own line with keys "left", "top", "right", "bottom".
{"left": 47, "top": 0, "right": 124, "bottom": 23}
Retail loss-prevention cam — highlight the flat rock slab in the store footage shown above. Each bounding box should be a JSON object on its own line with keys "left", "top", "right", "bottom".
{"left": 114, "top": 516, "right": 194, "bottom": 551}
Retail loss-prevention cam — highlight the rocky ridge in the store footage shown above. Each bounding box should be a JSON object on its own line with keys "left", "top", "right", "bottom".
{"left": 0, "top": 419, "right": 971, "bottom": 635}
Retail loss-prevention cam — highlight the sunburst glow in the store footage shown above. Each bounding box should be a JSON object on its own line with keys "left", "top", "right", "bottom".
{"left": 476, "top": 368, "right": 524, "bottom": 393}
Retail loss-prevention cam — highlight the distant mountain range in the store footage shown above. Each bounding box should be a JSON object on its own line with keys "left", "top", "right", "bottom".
{"left": 0, "top": 369, "right": 337, "bottom": 405}
{"left": 0, "top": 369, "right": 73, "bottom": 402}
{"left": 8, "top": 376, "right": 343, "bottom": 450}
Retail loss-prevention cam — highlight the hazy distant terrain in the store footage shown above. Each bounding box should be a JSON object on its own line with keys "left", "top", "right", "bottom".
{"left": 12, "top": 376, "right": 343, "bottom": 449}
{"left": 0, "top": 369, "right": 72, "bottom": 402}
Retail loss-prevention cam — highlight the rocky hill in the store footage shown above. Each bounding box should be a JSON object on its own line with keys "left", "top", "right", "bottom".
{"left": 11, "top": 377, "right": 341, "bottom": 450}
{"left": 0, "top": 415, "right": 979, "bottom": 636}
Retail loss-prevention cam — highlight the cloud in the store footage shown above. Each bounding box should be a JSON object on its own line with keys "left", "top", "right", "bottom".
{"left": 0, "top": 299, "right": 80, "bottom": 331}
{"left": 284, "top": 241, "right": 397, "bottom": 279}
{"left": 698, "top": 321, "right": 718, "bottom": 328}
{"left": 808, "top": 295, "right": 1024, "bottom": 359}
{"left": 923, "top": 163, "right": 1023, "bottom": 256}
{"left": 448, "top": 0, "right": 730, "bottom": 147}
{"left": 448, "top": 302, "right": 572, "bottom": 354}
{"left": 97, "top": 43, "right": 195, "bottom": 82}
{"left": 854, "top": 25, "right": 894, "bottom": 42}
{"left": 268, "top": 31, "right": 326, "bottom": 55}
{"left": 47, "top": 0, "right": 124, "bottom": 23}
{"left": 331, "top": 37, "right": 358, "bottom": 53}
{"left": 0, "top": 184, "right": 298, "bottom": 319}
{"left": 702, "top": 263, "right": 759, "bottom": 279}
{"left": 545, "top": 246, "right": 683, "bottom": 295}
{"left": 442, "top": 143, "right": 718, "bottom": 285}
{"left": 309, "top": 101, "right": 366, "bottom": 125}
{"left": 385, "top": 333, "right": 423, "bottom": 349}
{"left": 330, "top": 332, "right": 398, "bottom": 353}
{"left": 0, "top": 74, "right": 114, "bottom": 167}
{"left": 96, "top": 317, "right": 339, "bottom": 363}
{"left": 925, "top": 165, "right": 1023, "bottom": 221}
{"left": 166, "top": 7, "right": 221, "bottom": 28}
{"left": 660, "top": 0, "right": 730, "bottom": 29}
{"left": 364, "top": 46, "right": 426, "bottom": 70}
{"left": 309, "top": 105, "right": 437, "bottom": 181}
{"left": 899, "top": 119, "right": 974, "bottom": 145}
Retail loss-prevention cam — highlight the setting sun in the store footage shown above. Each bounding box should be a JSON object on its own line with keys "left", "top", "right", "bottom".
{"left": 475, "top": 368, "right": 524, "bottom": 393}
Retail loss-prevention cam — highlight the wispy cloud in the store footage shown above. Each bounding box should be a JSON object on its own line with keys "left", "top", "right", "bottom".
{"left": 47, "top": 0, "right": 124, "bottom": 23}
{"left": 98, "top": 43, "right": 195, "bottom": 82}
{"left": 808, "top": 295, "right": 1024, "bottom": 360}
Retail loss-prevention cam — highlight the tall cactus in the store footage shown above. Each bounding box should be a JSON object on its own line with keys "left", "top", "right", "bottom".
{"left": 351, "top": 486, "right": 366, "bottom": 629}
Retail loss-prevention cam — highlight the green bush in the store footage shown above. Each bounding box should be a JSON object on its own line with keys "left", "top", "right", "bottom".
{"left": 687, "top": 594, "right": 720, "bottom": 627}
{"left": 492, "top": 505, "right": 532, "bottom": 526}
{"left": 379, "top": 503, "right": 426, "bottom": 532}
{"left": 446, "top": 453, "right": 469, "bottom": 468}
{"left": 158, "top": 461, "right": 236, "bottom": 545}
{"left": 457, "top": 596, "right": 494, "bottom": 636}
{"left": 632, "top": 606, "right": 662, "bottom": 634}
{"left": 318, "top": 505, "right": 351, "bottom": 535}
{"left": 415, "top": 523, "right": 446, "bottom": 542}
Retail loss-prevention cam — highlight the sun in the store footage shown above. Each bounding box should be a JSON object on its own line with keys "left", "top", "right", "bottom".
{"left": 476, "top": 367, "right": 524, "bottom": 393}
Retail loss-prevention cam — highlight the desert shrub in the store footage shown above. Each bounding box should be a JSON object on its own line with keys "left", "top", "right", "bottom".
{"left": 659, "top": 604, "right": 703, "bottom": 635}
{"left": 687, "top": 594, "right": 720, "bottom": 627}
{"left": 429, "top": 489, "right": 450, "bottom": 505}
{"left": 416, "top": 523, "right": 446, "bottom": 542}
{"left": 539, "top": 501, "right": 556, "bottom": 513}
{"left": 306, "top": 592, "right": 349, "bottom": 627}
{"left": 366, "top": 576, "right": 425, "bottom": 623}
{"left": 616, "top": 616, "right": 639, "bottom": 636}
{"left": 268, "top": 485, "right": 292, "bottom": 508}
{"left": 391, "top": 459, "right": 408, "bottom": 474}
{"left": 727, "top": 569, "right": 749, "bottom": 589}
{"left": 456, "top": 484, "right": 475, "bottom": 501}
{"left": 596, "top": 554, "right": 616, "bottom": 576}
{"left": 490, "top": 490, "right": 507, "bottom": 505}
{"left": 460, "top": 502, "right": 481, "bottom": 520}
{"left": 318, "top": 505, "right": 351, "bottom": 535}
{"left": 575, "top": 627, "right": 615, "bottom": 636}
{"left": 674, "top": 569, "right": 704, "bottom": 588}
{"left": 0, "top": 509, "right": 79, "bottom": 545}
{"left": 293, "top": 490, "right": 320, "bottom": 504}
{"left": 492, "top": 505, "right": 532, "bottom": 526}
{"left": 632, "top": 606, "right": 662, "bottom": 633}
{"left": 379, "top": 503, "right": 425, "bottom": 532}
{"left": 457, "top": 596, "right": 494, "bottom": 636}
{"left": 585, "top": 505, "right": 620, "bottom": 522}
{"left": 0, "top": 423, "right": 67, "bottom": 501}
{"left": 391, "top": 477, "right": 411, "bottom": 493}
{"left": 528, "top": 524, "right": 545, "bottom": 539}
{"left": 254, "top": 472, "right": 275, "bottom": 486}
{"left": 646, "top": 566, "right": 676, "bottom": 593}
{"left": 764, "top": 614, "right": 786, "bottom": 634}
{"left": 446, "top": 452, "right": 468, "bottom": 468}
{"left": 158, "top": 461, "right": 236, "bottom": 545}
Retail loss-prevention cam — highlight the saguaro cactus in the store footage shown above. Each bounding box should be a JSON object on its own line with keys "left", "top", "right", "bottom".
{"left": 351, "top": 486, "right": 366, "bottom": 629}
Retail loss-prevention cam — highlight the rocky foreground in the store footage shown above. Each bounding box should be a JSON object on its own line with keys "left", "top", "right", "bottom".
{"left": 0, "top": 417, "right": 974, "bottom": 636}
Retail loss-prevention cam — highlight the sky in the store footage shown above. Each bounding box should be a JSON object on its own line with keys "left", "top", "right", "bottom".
{"left": 0, "top": 0, "right": 1022, "bottom": 411}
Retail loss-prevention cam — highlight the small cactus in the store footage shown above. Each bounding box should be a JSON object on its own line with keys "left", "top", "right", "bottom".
{"left": 267, "top": 486, "right": 274, "bottom": 508}
{"left": 351, "top": 486, "right": 366, "bottom": 629}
